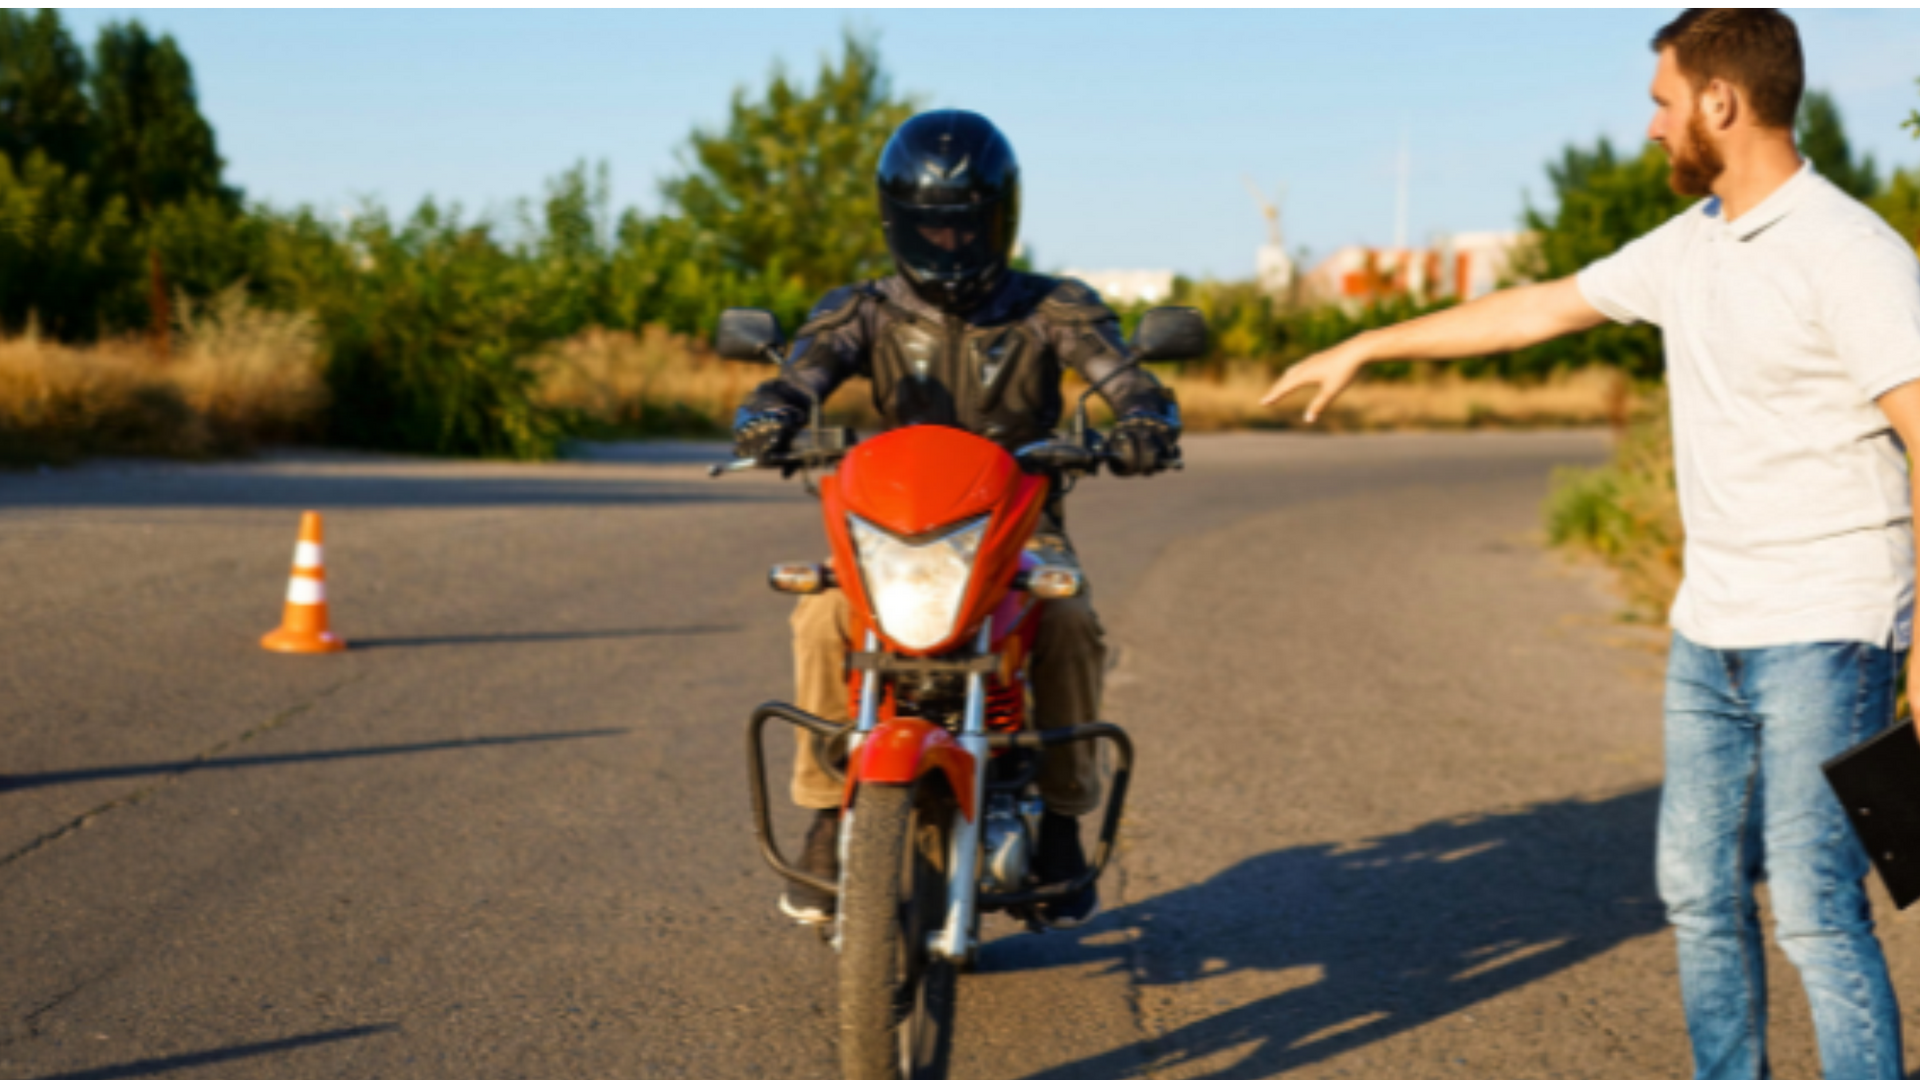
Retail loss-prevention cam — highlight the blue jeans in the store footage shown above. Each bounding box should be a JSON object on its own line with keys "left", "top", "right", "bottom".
{"left": 1661, "top": 632, "right": 1906, "bottom": 1080}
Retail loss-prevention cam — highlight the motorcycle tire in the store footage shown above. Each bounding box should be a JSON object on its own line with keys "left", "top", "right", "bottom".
{"left": 838, "top": 780, "right": 958, "bottom": 1080}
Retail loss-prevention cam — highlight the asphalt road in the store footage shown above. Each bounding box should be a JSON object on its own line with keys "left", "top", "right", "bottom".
{"left": 3, "top": 431, "right": 1916, "bottom": 1080}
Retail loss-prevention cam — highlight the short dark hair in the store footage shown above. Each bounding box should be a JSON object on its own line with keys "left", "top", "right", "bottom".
{"left": 1652, "top": 9, "right": 1804, "bottom": 129}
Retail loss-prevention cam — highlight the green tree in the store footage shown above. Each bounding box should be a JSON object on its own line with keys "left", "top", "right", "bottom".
{"left": 89, "top": 20, "right": 235, "bottom": 357}
{"left": 1508, "top": 137, "right": 1691, "bottom": 379}
{"left": 0, "top": 150, "right": 134, "bottom": 336}
{"left": 658, "top": 33, "right": 916, "bottom": 306}
{"left": 1880, "top": 81, "right": 1920, "bottom": 250}
{"left": 1798, "top": 88, "right": 1879, "bottom": 200}
{"left": 0, "top": 9, "right": 92, "bottom": 175}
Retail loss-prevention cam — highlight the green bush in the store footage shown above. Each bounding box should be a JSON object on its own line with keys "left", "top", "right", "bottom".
{"left": 1544, "top": 392, "right": 1682, "bottom": 620}
{"left": 262, "top": 203, "right": 562, "bottom": 458}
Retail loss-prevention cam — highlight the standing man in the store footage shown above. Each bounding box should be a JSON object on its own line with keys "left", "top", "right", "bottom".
{"left": 1264, "top": 10, "right": 1918, "bottom": 1080}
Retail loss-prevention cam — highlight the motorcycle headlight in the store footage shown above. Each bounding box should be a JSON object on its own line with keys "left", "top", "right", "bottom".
{"left": 850, "top": 514, "right": 988, "bottom": 651}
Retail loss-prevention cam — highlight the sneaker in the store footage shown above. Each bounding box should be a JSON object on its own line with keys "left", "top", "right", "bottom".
{"left": 779, "top": 809, "right": 840, "bottom": 924}
{"left": 1034, "top": 811, "right": 1099, "bottom": 928}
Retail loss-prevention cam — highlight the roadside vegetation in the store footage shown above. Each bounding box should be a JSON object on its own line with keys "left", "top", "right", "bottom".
{"left": 0, "top": 284, "right": 324, "bottom": 465}
{"left": 1544, "top": 393, "right": 1682, "bottom": 621}
{"left": 2, "top": 12, "right": 1917, "bottom": 478}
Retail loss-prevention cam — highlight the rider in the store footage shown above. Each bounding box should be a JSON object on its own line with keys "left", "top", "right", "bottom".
{"left": 733, "top": 109, "right": 1182, "bottom": 929}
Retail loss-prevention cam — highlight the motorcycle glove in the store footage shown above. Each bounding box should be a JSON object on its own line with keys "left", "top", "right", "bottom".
{"left": 732, "top": 406, "right": 803, "bottom": 464}
{"left": 1106, "top": 414, "right": 1180, "bottom": 477}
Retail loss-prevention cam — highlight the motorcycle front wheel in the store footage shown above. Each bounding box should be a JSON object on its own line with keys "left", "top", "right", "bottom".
{"left": 838, "top": 780, "right": 958, "bottom": 1080}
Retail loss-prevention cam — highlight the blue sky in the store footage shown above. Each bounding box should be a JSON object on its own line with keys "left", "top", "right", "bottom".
{"left": 60, "top": 8, "right": 1920, "bottom": 280}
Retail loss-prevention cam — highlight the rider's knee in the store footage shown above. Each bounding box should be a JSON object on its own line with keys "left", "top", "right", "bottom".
{"left": 1035, "top": 596, "right": 1104, "bottom": 653}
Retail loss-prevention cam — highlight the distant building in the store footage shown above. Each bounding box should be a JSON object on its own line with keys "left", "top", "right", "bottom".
{"left": 1255, "top": 245, "right": 1295, "bottom": 298}
{"left": 1062, "top": 269, "right": 1177, "bottom": 306}
{"left": 1300, "top": 232, "right": 1529, "bottom": 309}
{"left": 1444, "top": 231, "right": 1525, "bottom": 301}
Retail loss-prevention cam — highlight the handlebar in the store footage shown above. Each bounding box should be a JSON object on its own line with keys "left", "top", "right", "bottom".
{"left": 1013, "top": 438, "right": 1183, "bottom": 478}
{"left": 709, "top": 437, "right": 1182, "bottom": 480}
{"left": 707, "top": 446, "right": 850, "bottom": 479}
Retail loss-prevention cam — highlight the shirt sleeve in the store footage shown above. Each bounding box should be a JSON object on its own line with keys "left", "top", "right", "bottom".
{"left": 1820, "top": 229, "right": 1920, "bottom": 402}
{"left": 1576, "top": 211, "right": 1693, "bottom": 328}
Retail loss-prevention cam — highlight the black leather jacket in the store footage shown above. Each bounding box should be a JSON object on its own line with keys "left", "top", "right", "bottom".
{"left": 740, "top": 272, "right": 1179, "bottom": 451}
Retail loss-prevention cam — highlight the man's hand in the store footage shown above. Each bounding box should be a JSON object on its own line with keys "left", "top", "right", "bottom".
{"left": 1260, "top": 336, "right": 1372, "bottom": 424}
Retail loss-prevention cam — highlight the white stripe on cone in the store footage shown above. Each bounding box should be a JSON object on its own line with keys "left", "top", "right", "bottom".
{"left": 286, "top": 577, "right": 327, "bottom": 605}
{"left": 294, "top": 541, "right": 324, "bottom": 569}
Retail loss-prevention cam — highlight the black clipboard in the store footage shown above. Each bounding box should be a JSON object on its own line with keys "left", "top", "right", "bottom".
{"left": 1822, "top": 717, "right": 1920, "bottom": 910}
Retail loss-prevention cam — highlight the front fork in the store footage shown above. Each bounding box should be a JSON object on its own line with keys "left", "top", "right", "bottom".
{"left": 928, "top": 622, "right": 994, "bottom": 963}
{"left": 837, "top": 624, "right": 991, "bottom": 964}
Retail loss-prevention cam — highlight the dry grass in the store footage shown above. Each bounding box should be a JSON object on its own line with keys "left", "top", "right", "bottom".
{"left": 3, "top": 312, "right": 1632, "bottom": 467}
{"left": 532, "top": 325, "right": 880, "bottom": 435}
{"left": 534, "top": 327, "right": 1631, "bottom": 439}
{"left": 172, "top": 286, "right": 329, "bottom": 444}
{"left": 1164, "top": 363, "right": 1632, "bottom": 432}
{"left": 0, "top": 287, "right": 327, "bottom": 466}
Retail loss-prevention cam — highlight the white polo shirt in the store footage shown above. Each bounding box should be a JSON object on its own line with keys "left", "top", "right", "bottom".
{"left": 1578, "top": 164, "right": 1920, "bottom": 650}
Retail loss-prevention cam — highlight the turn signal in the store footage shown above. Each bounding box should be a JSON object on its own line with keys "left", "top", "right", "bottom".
{"left": 769, "top": 563, "right": 834, "bottom": 594}
{"left": 1023, "top": 566, "right": 1083, "bottom": 600}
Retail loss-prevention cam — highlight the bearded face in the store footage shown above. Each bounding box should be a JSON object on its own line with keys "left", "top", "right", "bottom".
{"left": 1667, "top": 104, "right": 1727, "bottom": 198}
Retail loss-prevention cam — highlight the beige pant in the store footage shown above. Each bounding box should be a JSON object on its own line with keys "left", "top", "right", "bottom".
{"left": 788, "top": 540, "right": 1105, "bottom": 816}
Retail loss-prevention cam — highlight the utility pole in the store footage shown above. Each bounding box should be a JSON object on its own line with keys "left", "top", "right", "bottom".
{"left": 1393, "top": 128, "right": 1411, "bottom": 252}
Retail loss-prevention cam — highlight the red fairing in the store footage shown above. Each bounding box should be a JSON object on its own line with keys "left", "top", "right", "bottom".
{"left": 837, "top": 425, "right": 1017, "bottom": 536}
{"left": 844, "top": 718, "right": 978, "bottom": 821}
{"left": 821, "top": 427, "right": 1049, "bottom": 657}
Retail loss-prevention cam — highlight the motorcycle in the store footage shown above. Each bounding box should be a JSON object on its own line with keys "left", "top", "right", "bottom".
{"left": 713, "top": 304, "right": 1206, "bottom": 1080}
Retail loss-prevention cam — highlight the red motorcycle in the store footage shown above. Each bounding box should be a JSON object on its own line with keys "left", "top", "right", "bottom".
{"left": 714, "top": 305, "right": 1205, "bottom": 1080}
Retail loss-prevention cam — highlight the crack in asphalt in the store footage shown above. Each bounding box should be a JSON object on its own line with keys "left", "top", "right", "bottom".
{"left": 1, "top": 983, "right": 85, "bottom": 1049}
{"left": 0, "top": 676, "right": 363, "bottom": 873}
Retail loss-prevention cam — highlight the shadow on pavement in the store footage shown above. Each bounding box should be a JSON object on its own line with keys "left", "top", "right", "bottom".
{"left": 2, "top": 729, "right": 627, "bottom": 792}
{"left": 0, "top": 471, "right": 783, "bottom": 510}
{"left": 350, "top": 625, "right": 740, "bottom": 649}
{"left": 1003, "top": 786, "right": 1666, "bottom": 1080}
{"left": 22, "top": 1023, "right": 396, "bottom": 1080}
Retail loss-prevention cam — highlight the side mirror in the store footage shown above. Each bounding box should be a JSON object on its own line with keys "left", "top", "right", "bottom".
{"left": 1131, "top": 306, "right": 1208, "bottom": 363}
{"left": 715, "top": 308, "right": 786, "bottom": 363}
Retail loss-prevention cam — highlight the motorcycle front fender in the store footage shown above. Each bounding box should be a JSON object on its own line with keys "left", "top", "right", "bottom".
{"left": 844, "top": 718, "right": 978, "bottom": 822}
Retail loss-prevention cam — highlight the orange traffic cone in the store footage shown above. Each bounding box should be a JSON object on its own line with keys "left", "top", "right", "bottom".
{"left": 261, "top": 511, "right": 347, "bottom": 654}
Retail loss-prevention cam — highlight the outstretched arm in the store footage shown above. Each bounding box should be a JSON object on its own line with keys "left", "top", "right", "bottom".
{"left": 1261, "top": 277, "right": 1608, "bottom": 422}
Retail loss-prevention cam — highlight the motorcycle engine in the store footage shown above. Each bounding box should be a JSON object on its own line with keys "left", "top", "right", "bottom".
{"left": 981, "top": 794, "right": 1039, "bottom": 892}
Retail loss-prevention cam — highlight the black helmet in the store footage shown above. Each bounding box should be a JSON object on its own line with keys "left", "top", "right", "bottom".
{"left": 876, "top": 110, "right": 1020, "bottom": 314}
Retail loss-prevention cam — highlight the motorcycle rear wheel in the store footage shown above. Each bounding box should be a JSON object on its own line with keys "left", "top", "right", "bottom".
{"left": 838, "top": 781, "right": 958, "bottom": 1080}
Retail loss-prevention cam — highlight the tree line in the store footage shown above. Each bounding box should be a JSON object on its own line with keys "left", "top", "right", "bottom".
{"left": 3, "top": 10, "right": 1917, "bottom": 457}
{"left": 2, "top": 12, "right": 910, "bottom": 456}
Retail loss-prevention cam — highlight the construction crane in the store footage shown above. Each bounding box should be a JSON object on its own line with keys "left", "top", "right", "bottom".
{"left": 1242, "top": 175, "right": 1294, "bottom": 298}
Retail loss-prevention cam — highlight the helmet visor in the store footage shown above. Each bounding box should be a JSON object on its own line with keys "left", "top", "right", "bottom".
{"left": 882, "top": 200, "right": 1012, "bottom": 286}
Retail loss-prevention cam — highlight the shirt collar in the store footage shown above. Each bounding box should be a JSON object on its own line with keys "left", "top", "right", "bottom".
{"left": 1711, "top": 160, "right": 1813, "bottom": 241}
